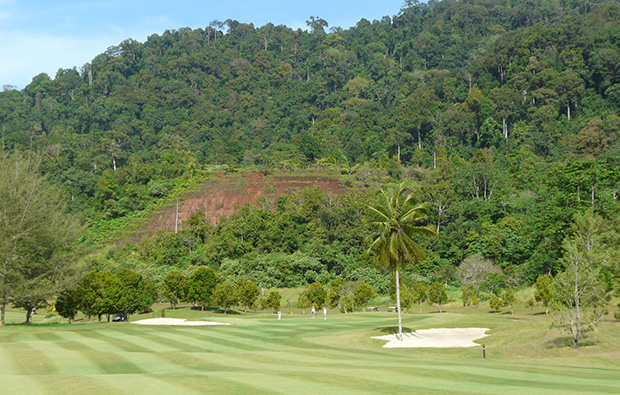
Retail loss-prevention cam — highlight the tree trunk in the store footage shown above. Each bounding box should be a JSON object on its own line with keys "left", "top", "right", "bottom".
{"left": 26, "top": 308, "right": 32, "bottom": 324}
{"left": 417, "top": 125, "right": 422, "bottom": 149}
{"left": 395, "top": 269, "right": 403, "bottom": 340}
{"left": 1, "top": 287, "right": 6, "bottom": 326}
{"left": 573, "top": 271, "right": 580, "bottom": 349}
{"left": 175, "top": 199, "right": 179, "bottom": 234}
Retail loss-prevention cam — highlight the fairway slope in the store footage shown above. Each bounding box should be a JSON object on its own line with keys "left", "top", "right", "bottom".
{"left": 132, "top": 318, "right": 230, "bottom": 326}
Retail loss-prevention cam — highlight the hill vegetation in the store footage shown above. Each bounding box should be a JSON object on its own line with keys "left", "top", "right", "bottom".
{"left": 1, "top": 0, "right": 620, "bottom": 328}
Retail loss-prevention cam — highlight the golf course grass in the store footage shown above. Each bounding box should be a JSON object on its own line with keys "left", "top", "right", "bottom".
{"left": 1, "top": 303, "right": 619, "bottom": 394}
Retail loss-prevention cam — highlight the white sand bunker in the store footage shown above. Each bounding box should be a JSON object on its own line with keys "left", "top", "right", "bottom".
{"left": 132, "top": 318, "right": 231, "bottom": 326}
{"left": 372, "top": 327, "right": 489, "bottom": 348}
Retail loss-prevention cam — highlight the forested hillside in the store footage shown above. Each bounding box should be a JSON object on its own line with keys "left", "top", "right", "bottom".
{"left": 1, "top": 0, "right": 620, "bottom": 290}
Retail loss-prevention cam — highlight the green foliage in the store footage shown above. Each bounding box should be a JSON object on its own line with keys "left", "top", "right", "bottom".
{"left": 71, "top": 268, "right": 155, "bottom": 321}
{"left": 489, "top": 293, "right": 504, "bottom": 312}
{"left": 410, "top": 282, "right": 429, "bottom": 313}
{"left": 501, "top": 288, "right": 516, "bottom": 314}
{"left": 552, "top": 211, "right": 609, "bottom": 348}
{"left": 261, "top": 290, "right": 281, "bottom": 312}
{"left": 526, "top": 298, "right": 535, "bottom": 309}
{"left": 326, "top": 278, "right": 358, "bottom": 313}
{"left": 399, "top": 284, "right": 414, "bottom": 313}
{"left": 5, "top": 0, "right": 620, "bottom": 313}
{"left": 186, "top": 267, "right": 218, "bottom": 310}
{"left": 235, "top": 278, "right": 260, "bottom": 312}
{"left": 461, "top": 287, "right": 480, "bottom": 308}
{"left": 76, "top": 271, "right": 122, "bottom": 321}
{"left": 365, "top": 182, "right": 437, "bottom": 334}
{"left": 298, "top": 293, "right": 311, "bottom": 314}
{"left": 54, "top": 289, "right": 80, "bottom": 322}
{"left": 115, "top": 268, "right": 157, "bottom": 319}
{"left": 302, "top": 282, "right": 327, "bottom": 308}
{"left": 534, "top": 274, "right": 555, "bottom": 314}
{"left": 160, "top": 271, "right": 187, "bottom": 309}
{"left": 428, "top": 282, "right": 448, "bottom": 313}
{"left": 212, "top": 282, "right": 237, "bottom": 313}
{"left": 0, "top": 151, "right": 85, "bottom": 324}
{"left": 353, "top": 283, "right": 375, "bottom": 308}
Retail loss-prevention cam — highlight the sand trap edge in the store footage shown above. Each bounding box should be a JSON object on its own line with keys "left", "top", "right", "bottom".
{"left": 371, "top": 327, "right": 490, "bottom": 348}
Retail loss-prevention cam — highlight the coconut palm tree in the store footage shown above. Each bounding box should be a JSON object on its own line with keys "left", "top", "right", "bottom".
{"left": 365, "top": 183, "right": 437, "bottom": 339}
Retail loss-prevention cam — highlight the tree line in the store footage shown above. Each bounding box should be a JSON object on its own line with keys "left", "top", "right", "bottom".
{"left": 55, "top": 266, "right": 284, "bottom": 322}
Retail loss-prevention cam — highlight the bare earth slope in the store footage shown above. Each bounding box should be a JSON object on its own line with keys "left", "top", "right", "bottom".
{"left": 125, "top": 171, "right": 352, "bottom": 242}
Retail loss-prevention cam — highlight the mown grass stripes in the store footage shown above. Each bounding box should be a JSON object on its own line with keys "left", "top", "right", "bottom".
{"left": 0, "top": 310, "right": 619, "bottom": 394}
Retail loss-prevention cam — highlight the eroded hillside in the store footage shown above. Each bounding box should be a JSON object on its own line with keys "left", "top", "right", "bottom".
{"left": 126, "top": 171, "right": 353, "bottom": 242}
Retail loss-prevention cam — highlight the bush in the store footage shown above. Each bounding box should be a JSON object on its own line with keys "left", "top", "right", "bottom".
{"left": 501, "top": 288, "right": 515, "bottom": 314}
{"left": 262, "top": 291, "right": 282, "bottom": 312}
{"left": 428, "top": 282, "right": 448, "bottom": 313}
{"left": 526, "top": 298, "right": 535, "bottom": 309}
{"left": 489, "top": 293, "right": 503, "bottom": 312}
{"left": 461, "top": 287, "right": 479, "bottom": 307}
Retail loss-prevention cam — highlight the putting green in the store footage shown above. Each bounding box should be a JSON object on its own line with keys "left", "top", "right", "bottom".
{"left": 1, "top": 311, "right": 619, "bottom": 394}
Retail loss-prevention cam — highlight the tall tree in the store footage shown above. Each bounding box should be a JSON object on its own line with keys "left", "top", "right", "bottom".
{"left": 235, "top": 278, "right": 260, "bottom": 312}
{"left": 115, "top": 268, "right": 157, "bottom": 320}
{"left": 553, "top": 211, "right": 609, "bottom": 349}
{"left": 160, "top": 271, "right": 187, "bottom": 310}
{"left": 0, "top": 151, "right": 84, "bottom": 325}
{"left": 212, "top": 282, "right": 237, "bottom": 314}
{"left": 365, "top": 183, "right": 437, "bottom": 339}
{"left": 187, "top": 267, "right": 218, "bottom": 311}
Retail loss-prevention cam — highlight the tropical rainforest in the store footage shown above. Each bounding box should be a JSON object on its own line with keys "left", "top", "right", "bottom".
{"left": 1, "top": 0, "right": 619, "bottom": 320}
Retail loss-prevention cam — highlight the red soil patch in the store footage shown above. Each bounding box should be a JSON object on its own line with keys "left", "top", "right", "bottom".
{"left": 125, "top": 172, "right": 351, "bottom": 242}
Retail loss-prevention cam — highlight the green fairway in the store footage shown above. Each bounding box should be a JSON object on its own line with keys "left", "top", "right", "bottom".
{"left": 1, "top": 305, "right": 619, "bottom": 394}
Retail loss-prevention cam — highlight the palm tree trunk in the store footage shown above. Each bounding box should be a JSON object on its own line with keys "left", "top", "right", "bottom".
{"left": 395, "top": 269, "right": 403, "bottom": 340}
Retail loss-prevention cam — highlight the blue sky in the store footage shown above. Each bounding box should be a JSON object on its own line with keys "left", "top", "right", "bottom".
{"left": 0, "top": 0, "right": 405, "bottom": 89}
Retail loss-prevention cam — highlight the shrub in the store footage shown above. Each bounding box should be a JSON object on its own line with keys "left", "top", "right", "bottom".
{"left": 501, "top": 288, "right": 515, "bottom": 314}
{"left": 461, "top": 286, "right": 479, "bottom": 308}
{"left": 489, "top": 293, "right": 503, "bottom": 312}
{"left": 428, "top": 282, "right": 448, "bottom": 313}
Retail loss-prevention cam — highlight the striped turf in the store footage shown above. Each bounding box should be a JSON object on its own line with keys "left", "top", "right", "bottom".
{"left": 0, "top": 312, "right": 619, "bottom": 394}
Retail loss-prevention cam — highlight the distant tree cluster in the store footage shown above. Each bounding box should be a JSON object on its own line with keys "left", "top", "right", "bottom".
{"left": 298, "top": 280, "right": 375, "bottom": 314}
{"left": 56, "top": 269, "right": 156, "bottom": 322}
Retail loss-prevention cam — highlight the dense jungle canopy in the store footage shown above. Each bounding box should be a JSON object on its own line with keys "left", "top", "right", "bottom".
{"left": 2, "top": 0, "right": 620, "bottom": 291}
